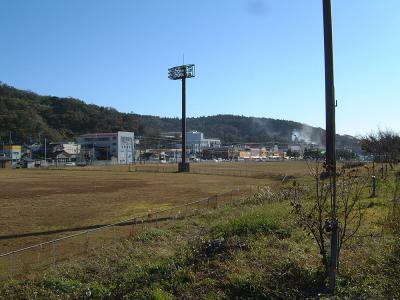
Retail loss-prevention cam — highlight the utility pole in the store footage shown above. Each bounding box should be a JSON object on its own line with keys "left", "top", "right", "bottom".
{"left": 8, "top": 131, "right": 12, "bottom": 160}
{"left": 125, "top": 140, "right": 128, "bottom": 165}
{"left": 1, "top": 138, "right": 4, "bottom": 159}
{"left": 322, "top": 0, "right": 338, "bottom": 293}
{"left": 44, "top": 137, "right": 47, "bottom": 166}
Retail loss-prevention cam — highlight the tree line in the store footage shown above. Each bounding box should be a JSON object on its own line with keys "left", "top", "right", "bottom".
{"left": 0, "top": 83, "right": 360, "bottom": 149}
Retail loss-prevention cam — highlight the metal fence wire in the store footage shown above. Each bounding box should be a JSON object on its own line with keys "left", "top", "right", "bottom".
{"left": 0, "top": 186, "right": 253, "bottom": 280}
{"left": 129, "top": 163, "right": 282, "bottom": 179}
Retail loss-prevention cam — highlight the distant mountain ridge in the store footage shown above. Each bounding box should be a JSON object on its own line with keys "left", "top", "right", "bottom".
{"left": 0, "top": 83, "right": 359, "bottom": 150}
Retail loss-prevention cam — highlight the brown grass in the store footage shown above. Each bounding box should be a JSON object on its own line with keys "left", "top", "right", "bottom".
{"left": 0, "top": 161, "right": 309, "bottom": 254}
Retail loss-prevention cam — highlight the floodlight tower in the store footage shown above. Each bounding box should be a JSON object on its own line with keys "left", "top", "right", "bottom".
{"left": 168, "top": 64, "right": 196, "bottom": 172}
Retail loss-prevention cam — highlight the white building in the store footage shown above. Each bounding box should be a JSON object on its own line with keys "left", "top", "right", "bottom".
{"left": 186, "top": 131, "right": 221, "bottom": 153}
{"left": 77, "top": 131, "right": 135, "bottom": 164}
{"left": 51, "top": 142, "right": 81, "bottom": 155}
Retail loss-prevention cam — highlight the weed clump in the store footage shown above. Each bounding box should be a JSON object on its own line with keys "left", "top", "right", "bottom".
{"left": 216, "top": 203, "right": 292, "bottom": 239}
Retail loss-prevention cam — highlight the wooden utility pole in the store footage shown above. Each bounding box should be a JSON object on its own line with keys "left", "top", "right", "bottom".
{"left": 322, "top": 0, "right": 339, "bottom": 293}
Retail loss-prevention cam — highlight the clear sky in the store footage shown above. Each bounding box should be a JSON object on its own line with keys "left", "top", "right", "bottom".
{"left": 0, "top": 1, "right": 399, "bottom": 136}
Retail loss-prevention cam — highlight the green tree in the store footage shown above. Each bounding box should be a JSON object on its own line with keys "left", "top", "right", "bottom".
{"left": 360, "top": 129, "right": 400, "bottom": 168}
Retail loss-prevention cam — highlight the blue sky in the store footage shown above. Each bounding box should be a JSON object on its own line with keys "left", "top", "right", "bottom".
{"left": 0, "top": 0, "right": 399, "bottom": 136}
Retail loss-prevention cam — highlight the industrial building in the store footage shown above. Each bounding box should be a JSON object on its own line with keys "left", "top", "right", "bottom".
{"left": 186, "top": 131, "right": 221, "bottom": 153}
{"left": 77, "top": 131, "right": 135, "bottom": 164}
{"left": 159, "top": 131, "right": 221, "bottom": 155}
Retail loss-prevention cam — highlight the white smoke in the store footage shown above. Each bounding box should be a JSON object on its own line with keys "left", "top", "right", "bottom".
{"left": 292, "top": 126, "right": 322, "bottom": 146}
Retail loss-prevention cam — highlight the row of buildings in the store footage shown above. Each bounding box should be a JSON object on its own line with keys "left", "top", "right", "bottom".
{"left": 1, "top": 129, "right": 326, "bottom": 168}
{"left": 0, "top": 131, "right": 135, "bottom": 168}
{"left": 142, "top": 132, "right": 308, "bottom": 162}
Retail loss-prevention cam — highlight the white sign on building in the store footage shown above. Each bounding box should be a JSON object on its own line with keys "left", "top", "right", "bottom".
{"left": 77, "top": 131, "right": 135, "bottom": 164}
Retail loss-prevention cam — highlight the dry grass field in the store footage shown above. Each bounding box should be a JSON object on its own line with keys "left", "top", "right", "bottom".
{"left": 0, "top": 161, "right": 310, "bottom": 255}
{"left": 2, "top": 161, "right": 397, "bottom": 298}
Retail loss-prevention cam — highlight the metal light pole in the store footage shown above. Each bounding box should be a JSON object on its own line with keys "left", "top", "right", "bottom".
{"left": 182, "top": 75, "right": 187, "bottom": 170}
{"left": 44, "top": 137, "right": 47, "bottom": 166}
{"left": 168, "top": 64, "right": 195, "bottom": 172}
{"left": 322, "top": 0, "right": 339, "bottom": 293}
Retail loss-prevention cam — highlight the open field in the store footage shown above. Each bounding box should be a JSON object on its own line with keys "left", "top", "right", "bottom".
{"left": 0, "top": 161, "right": 310, "bottom": 255}
{"left": 1, "top": 164, "right": 398, "bottom": 298}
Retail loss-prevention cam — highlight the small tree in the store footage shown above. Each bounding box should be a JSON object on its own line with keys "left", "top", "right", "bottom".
{"left": 290, "top": 161, "right": 367, "bottom": 280}
{"left": 303, "top": 148, "right": 325, "bottom": 160}
{"left": 388, "top": 171, "right": 400, "bottom": 234}
{"left": 336, "top": 149, "right": 356, "bottom": 161}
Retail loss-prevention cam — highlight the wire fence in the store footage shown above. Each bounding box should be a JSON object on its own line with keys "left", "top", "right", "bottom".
{"left": 129, "top": 163, "right": 289, "bottom": 179}
{"left": 0, "top": 186, "right": 254, "bottom": 281}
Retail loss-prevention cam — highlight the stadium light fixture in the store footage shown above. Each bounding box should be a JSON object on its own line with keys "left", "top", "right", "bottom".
{"left": 168, "top": 64, "right": 196, "bottom": 172}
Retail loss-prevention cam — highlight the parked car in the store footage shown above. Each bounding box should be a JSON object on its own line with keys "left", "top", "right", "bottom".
{"left": 12, "top": 162, "right": 23, "bottom": 169}
{"left": 65, "top": 162, "right": 76, "bottom": 167}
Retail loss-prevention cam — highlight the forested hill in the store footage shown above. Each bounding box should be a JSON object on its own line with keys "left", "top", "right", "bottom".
{"left": 0, "top": 83, "right": 359, "bottom": 149}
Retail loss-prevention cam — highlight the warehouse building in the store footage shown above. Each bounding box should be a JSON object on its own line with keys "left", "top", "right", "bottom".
{"left": 160, "top": 131, "right": 221, "bottom": 155}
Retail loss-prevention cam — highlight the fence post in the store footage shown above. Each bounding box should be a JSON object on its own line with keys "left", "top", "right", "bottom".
{"left": 155, "top": 212, "right": 158, "bottom": 228}
{"left": 86, "top": 231, "right": 89, "bottom": 254}
{"left": 8, "top": 254, "right": 14, "bottom": 279}
{"left": 215, "top": 194, "right": 218, "bottom": 209}
{"left": 231, "top": 190, "right": 233, "bottom": 205}
{"left": 371, "top": 176, "right": 377, "bottom": 198}
{"left": 37, "top": 244, "right": 42, "bottom": 268}
{"left": 52, "top": 243, "right": 56, "bottom": 265}
{"left": 35, "top": 247, "right": 42, "bottom": 269}
{"left": 131, "top": 219, "right": 136, "bottom": 237}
